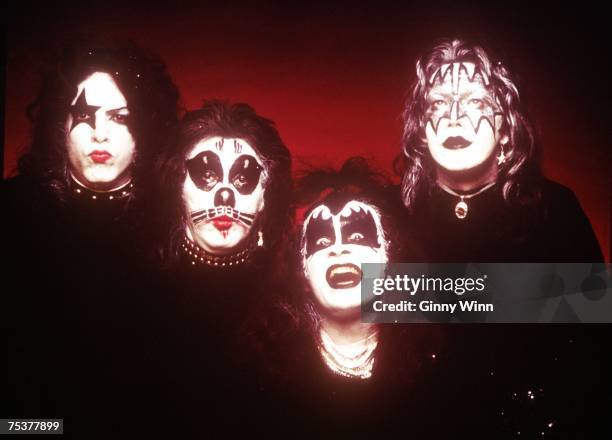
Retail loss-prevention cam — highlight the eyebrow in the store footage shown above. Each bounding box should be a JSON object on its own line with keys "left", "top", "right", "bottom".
{"left": 106, "top": 106, "right": 130, "bottom": 114}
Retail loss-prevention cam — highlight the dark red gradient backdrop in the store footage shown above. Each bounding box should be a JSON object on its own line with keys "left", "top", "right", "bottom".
{"left": 3, "top": 1, "right": 610, "bottom": 260}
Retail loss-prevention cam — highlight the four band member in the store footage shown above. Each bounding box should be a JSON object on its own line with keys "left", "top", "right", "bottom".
{"left": 2, "top": 34, "right": 604, "bottom": 437}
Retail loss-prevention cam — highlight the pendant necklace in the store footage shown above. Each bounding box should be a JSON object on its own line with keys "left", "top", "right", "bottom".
{"left": 436, "top": 181, "right": 496, "bottom": 219}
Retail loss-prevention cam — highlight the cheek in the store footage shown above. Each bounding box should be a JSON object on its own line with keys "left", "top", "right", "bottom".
{"left": 109, "top": 126, "right": 136, "bottom": 154}
{"left": 67, "top": 126, "right": 91, "bottom": 152}
{"left": 305, "top": 253, "right": 327, "bottom": 282}
{"left": 183, "top": 181, "right": 214, "bottom": 212}
{"left": 425, "top": 124, "right": 443, "bottom": 149}
{"left": 472, "top": 123, "right": 498, "bottom": 150}
{"left": 235, "top": 185, "right": 265, "bottom": 213}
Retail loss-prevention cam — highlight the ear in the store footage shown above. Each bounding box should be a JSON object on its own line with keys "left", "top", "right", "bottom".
{"left": 499, "top": 134, "right": 509, "bottom": 146}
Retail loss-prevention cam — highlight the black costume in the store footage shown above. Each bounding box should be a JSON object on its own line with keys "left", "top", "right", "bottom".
{"left": 387, "top": 178, "right": 607, "bottom": 437}
{"left": 400, "top": 178, "right": 603, "bottom": 263}
{"left": 2, "top": 175, "right": 168, "bottom": 437}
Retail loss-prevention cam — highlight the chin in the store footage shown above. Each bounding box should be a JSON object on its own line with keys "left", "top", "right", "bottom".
{"left": 323, "top": 289, "right": 362, "bottom": 312}
{"left": 434, "top": 149, "right": 492, "bottom": 172}
{"left": 196, "top": 230, "right": 247, "bottom": 254}
{"left": 83, "top": 168, "right": 121, "bottom": 184}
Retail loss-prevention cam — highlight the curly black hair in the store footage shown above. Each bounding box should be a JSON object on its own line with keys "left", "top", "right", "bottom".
{"left": 281, "top": 157, "right": 400, "bottom": 331}
{"left": 249, "top": 157, "right": 434, "bottom": 386}
{"left": 18, "top": 34, "right": 180, "bottom": 205}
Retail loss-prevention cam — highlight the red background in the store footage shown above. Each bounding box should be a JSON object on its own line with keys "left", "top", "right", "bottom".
{"left": 3, "top": 1, "right": 609, "bottom": 260}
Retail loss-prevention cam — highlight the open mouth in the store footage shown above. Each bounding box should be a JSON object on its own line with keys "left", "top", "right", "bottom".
{"left": 89, "top": 150, "right": 112, "bottom": 163}
{"left": 326, "top": 263, "right": 362, "bottom": 289}
{"left": 212, "top": 215, "right": 234, "bottom": 231}
{"left": 442, "top": 136, "right": 472, "bottom": 150}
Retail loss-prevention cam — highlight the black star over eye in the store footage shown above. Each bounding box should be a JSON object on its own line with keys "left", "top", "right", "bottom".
{"left": 69, "top": 90, "right": 100, "bottom": 132}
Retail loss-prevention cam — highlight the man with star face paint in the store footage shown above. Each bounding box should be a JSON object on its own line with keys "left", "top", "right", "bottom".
{"left": 14, "top": 37, "right": 178, "bottom": 206}
{"left": 397, "top": 38, "right": 602, "bottom": 262}
{"left": 3, "top": 36, "right": 180, "bottom": 434}
{"left": 66, "top": 71, "right": 135, "bottom": 192}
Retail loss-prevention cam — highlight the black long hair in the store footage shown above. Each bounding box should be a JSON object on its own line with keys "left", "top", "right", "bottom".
{"left": 249, "top": 157, "right": 437, "bottom": 385}
{"left": 18, "top": 35, "right": 180, "bottom": 206}
{"left": 284, "top": 157, "right": 400, "bottom": 339}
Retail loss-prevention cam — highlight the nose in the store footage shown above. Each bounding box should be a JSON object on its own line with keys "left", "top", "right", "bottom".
{"left": 92, "top": 115, "right": 109, "bottom": 143}
{"left": 448, "top": 98, "right": 461, "bottom": 125}
{"left": 214, "top": 187, "right": 236, "bottom": 208}
{"left": 328, "top": 242, "right": 350, "bottom": 257}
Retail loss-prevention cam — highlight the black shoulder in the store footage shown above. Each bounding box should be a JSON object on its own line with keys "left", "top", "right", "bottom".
{"left": 538, "top": 178, "right": 603, "bottom": 262}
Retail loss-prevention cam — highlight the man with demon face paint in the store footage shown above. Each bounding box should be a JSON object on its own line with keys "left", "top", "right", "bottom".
{"left": 2, "top": 37, "right": 179, "bottom": 435}
{"left": 302, "top": 196, "right": 388, "bottom": 379}
{"left": 246, "top": 158, "right": 436, "bottom": 403}
{"left": 238, "top": 158, "right": 445, "bottom": 434}
{"left": 397, "top": 38, "right": 602, "bottom": 262}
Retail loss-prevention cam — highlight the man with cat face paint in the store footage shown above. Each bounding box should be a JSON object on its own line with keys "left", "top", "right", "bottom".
{"left": 2, "top": 37, "right": 179, "bottom": 436}
{"left": 184, "top": 137, "right": 266, "bottom": 259}
{"left": 158, "top": 101, "right": 292, "bottom": 267}
{"left": 153, "top": 100, "right": 292, "bottom": 432}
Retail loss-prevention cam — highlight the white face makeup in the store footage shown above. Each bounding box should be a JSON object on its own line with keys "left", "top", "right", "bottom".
{"left": 183, "top": 137, "right": 266, "bottom": 255}
{"left": 303, "top": 201, "right": 388, "bottom": 316}
{"left": 66, "top": 72, "right": 135, "bottom": 191}
{"left": 424, "top": 62, "right": 507, "bottom": 172}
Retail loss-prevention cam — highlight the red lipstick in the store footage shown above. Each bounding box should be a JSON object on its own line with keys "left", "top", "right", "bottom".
{"left": 89, "top": 150, "right": 112, "bottom": 163}
{"left": 213, "top": 215, "right": 234, "bottom": 231}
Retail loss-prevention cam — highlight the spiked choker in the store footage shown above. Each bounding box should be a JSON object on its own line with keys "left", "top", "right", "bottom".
{"left": 70, "top": 177, "right": 133, "bottom": 202}
{"left": 181, "top": 235, "right": 252, "bottom": 268}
